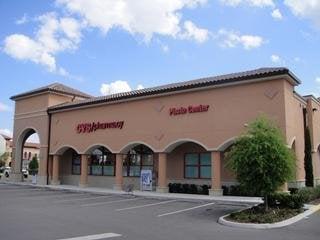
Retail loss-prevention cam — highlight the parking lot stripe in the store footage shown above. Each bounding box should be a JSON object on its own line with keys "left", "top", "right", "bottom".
{"left": 19, "top": 193, "right": 88, "bottom": 200}
{"left": 115, "top": 199, "right": 177, "bottom": 211}
{"left": 54, "top": 195, "right": 113, "bottom": 203}
{"left": 0, "top": 188, "right": 46, "bottom": 192}
{"left": 157, "top": 202, "right": 215, "bottom": 217}
{"left": 81, "top": 197, "right": 140, "bottom": 207}
{"left": 56, "top": 232, "right": 121, "bottom": 240}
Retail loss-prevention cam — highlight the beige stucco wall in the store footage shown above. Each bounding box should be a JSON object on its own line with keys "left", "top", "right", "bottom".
{"left": 305, "top": 98, "right": 320, "bottom": 185}
{"left": 283, "top": 81, "right": 306, "bottom": 187}
{"left": 11, "top": 92, "right": 81, "bottom": 184}
{"left": 50, "top": 78, "right": 288, "bottom": 156}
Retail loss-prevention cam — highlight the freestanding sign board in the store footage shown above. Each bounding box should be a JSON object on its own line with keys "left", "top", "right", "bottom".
{"left": 140, "top": 169, "right": 152, "bottom": 191}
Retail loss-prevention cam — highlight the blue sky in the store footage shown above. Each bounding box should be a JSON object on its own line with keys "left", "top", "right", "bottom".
{"left": 1, "top": 0, "right": 320, "bottom": 141}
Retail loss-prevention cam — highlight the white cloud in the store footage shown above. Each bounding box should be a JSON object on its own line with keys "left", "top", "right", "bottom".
{"left": 15, "top": 14, "right": 28, "bottom": 25}
{"left": 271, "top": 54, "right": 281, "bottom": 63}
{"left": 0, "top": 129, "right": 12, "bottom": 138}
{"left": 4, "top": 0, "right": 209, "bottom": 74}
{"left": 271, "top": 9, "right": 283, "bottom": 20}
{"left": 0, "top": 102, "right": 11, "bottom": 112}
{"left": 180, "top": 21, "right": 209, "bottom": 43}
{"left": 137, "top": 84, "right": 144, "bottom": 90}
{"left": 284, "top": 0, "right": 320, "bottom": 27}
{"left": 56, "top": 0, "right": 209, "bottom": 43}
{"left": 3, "top": 12, "right": 82, "bottom": 74}
{"left": 215, "top": 29, "right": 264, "bottom": 50}
{"left": 100, "top": 80, "right": 144, "bottom": 95}
{"left": 316, "top": 77, "right": 320, "bottom": 83}
{"left": 220, "top": 0, "right": 274, "bottom": 8}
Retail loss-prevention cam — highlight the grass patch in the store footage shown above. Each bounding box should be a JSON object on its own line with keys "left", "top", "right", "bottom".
{"left": 226, "top": 205, "right": 303, "bottom": 224}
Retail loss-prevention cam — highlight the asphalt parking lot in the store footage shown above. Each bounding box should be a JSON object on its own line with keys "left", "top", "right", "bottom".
{"left": 0, "top": 183, "right": 319, "bottom": 240}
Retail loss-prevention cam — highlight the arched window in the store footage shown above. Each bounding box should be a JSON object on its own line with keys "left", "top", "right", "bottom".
{"left": 89, "top": 147, "right": 115, "bottom": 176}
{"left": 28, "top": 152, "right": 31, "bottom": 160}
{"left": 24, "top": 152, "right": 27, "bottom": 159}
{"left": 123, "top": 145, "right": 154, "bottom": 177}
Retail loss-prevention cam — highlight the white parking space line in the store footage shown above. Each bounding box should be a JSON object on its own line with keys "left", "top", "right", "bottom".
{"left": 56, "top": 232, "right": 121, "bottom": 240}
{"left": 19, "top": 193, "right": 88, "bottom": 200}
{"left": 81, "top": 198, "right": 140, "bottom": 207}
{"left": 0, "top": 188, "right": 46, "bottom": 192}
{"left": 157, "top": 202, "right": 215, "bottom": 217}
{"left": 115, "top": 199, "right": 177, "bottom": 211}
{"left": 55, "top": 195, "right": 114, "bottom": 203}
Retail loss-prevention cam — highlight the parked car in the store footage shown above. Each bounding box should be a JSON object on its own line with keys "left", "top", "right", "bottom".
{"left": 0, "top": 166, "right": 4, "bottom": 178}
{"left": 4, "top": 167, "right": 11, "bottom": 178}
{"left": 22, "top": 169, "right": 28, "bottom": 178}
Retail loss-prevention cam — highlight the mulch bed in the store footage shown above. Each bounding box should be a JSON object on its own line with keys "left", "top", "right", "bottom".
{"left": 226, "top": 205, "right": 303, "bottom": 224}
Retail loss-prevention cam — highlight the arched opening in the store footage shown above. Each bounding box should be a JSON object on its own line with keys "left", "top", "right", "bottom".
{"left": 165, "top": 140, "right": 211, "bottom": 185}
{"left": 120, "top": 144, "right": 155, "bottom": 190}
{"left": 123, "top": 144, "right": 154, "bottom": 177}
{"left": 56, "top": 146, "right": 80, "bottom": 186}
{"left": 87, "top": 146, "right": 115, "bottom": 177}
{"left": 14, "top": 128, "right": 40, "bottom": 182}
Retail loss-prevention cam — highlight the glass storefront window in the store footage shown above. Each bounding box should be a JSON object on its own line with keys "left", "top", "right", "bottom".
{"left": 89, "top": 147, "right": 115, "bottom": 176}
{"left": 123, "top": 145, "right": 154, "bottom": 177}
{"left": 71, "top": 152, "right": 81, "bottom": 175}
{"left": 185, "top": 152, "right": 211, "bottom": 179}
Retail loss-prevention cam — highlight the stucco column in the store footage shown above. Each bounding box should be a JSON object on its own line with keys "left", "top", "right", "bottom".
{"left": 37, "top": 146, "right": 48, "bottom": 185}
{"left": 79, "top": 155, "right": 88, "bottom": 188}
{"left": 52, "top": 155, "right": 60, "bottom": 185}
{"left": 156, "top": 153, "right": 168, "bottom": 193}
{"left": 9, "top": 146, "right": 23, "bottom": 182}
{"left": 113, "top": 154, "right": 123, "bottom": 190}
{"left": 209, "top": 151, "right": 223, "bottom": 196}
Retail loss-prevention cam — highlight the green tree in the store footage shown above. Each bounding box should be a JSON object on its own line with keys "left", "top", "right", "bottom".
{"left": 226, "top": 116, "right": 295, "bottom": 211}
{"left": 0, "top": 152, "right": 9, "bottom": 167}
{"left": 304, "top": 127, "right": 314, "bottom": 187}
{"left": 28, "top": 155, "right": 39, "bottom": 175}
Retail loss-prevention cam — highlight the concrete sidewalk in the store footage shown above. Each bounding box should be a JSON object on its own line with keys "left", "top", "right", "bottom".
{"left": 1, "top": 181, "right": 263, "bottom": 204}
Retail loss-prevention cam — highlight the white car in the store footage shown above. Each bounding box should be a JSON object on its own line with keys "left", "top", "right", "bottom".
{"left": 4, "top": 167, "right": 11, "bottom": 178}
{"left": 3, "top": 167, "right": 28, "bottom": 178}
{"left": 22, "top": 169, "right": 28, "bottom": 178}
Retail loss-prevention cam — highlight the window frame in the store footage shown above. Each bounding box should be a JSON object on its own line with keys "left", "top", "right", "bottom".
{"left": 71, "top": 152, "right": 81, "bottom": 175}
{"left": 88, "top": 148, "right": 116, "bottom": 177}
{"left": 184, "top": 152, "right": 211, "bottom": 179}
{"left": 123, "top": 145, "right": 154, "bottom": 177}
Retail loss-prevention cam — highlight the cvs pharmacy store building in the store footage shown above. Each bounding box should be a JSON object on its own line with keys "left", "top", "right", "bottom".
{"left": 9, "top": 68, "right": 320, "bottom": 195}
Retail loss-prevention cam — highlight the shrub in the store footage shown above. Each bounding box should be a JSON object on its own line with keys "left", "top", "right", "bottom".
{"left": 167, "top": 183, "right": 211, "bottom": 195}
{"left": 201, "top": 185, "right": 210, "bottom": 195}
{"left": 267, "top": 192, "right": 304, "bottom": 209}
{"left": 189, "top": 184, "right": 198, "bottom": 194}
{"left": 298, "top": 186, "right": 320, "bottom": 202}
{"left": 226, "top": 116, "right": 295, "bottom": 210}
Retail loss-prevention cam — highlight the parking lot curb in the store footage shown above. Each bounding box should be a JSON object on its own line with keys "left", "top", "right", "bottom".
{"left": 218, "top": 204, "right": 320, "bottom": 229}
{"left": 1, "top": 181, "right": 263, "bottom": 204}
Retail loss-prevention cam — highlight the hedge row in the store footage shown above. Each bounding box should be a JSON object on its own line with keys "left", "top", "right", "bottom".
{"left": 168, "top": 183, "right": 260, "bottom": 196}
{"left": 168, "top": 183, "right": 210, "bottom": 195}
{"left": 267, "top": 186, "right": 320, "bottom": 209}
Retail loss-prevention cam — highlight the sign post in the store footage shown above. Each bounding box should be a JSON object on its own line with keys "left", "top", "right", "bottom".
{"left": 140, "top": 169, "right": 152, "bottom": 191}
